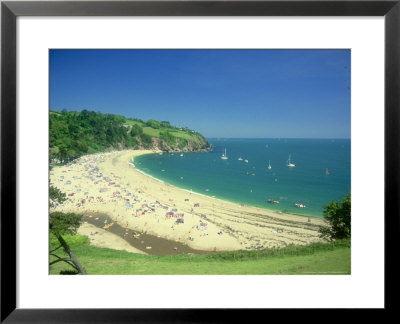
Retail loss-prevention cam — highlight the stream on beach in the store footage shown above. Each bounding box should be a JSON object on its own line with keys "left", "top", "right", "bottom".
{"left": 82, "top": 213, "right": 212, "bottom": 256}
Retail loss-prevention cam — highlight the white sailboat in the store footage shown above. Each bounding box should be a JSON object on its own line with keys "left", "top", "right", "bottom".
{"left": 268, "top": 160, "right": 272, "bottom": 170}
{"left": 221, "top": 148, "right": 228, "bottom": 160}
{"left": 287, "top": 154, "right": 295, "bottom": 167}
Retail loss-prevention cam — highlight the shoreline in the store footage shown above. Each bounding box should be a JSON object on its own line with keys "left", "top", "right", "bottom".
{"left": 132, "top": 154, "right": 322, "bottom": 220}
{"left": 50, "top": 149, "right": 326, "bottom": 252}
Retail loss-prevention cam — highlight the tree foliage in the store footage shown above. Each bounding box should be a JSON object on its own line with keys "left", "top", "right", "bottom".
{"left": 50, "top": 110, "right": 131, "bottom": 162}
{"left": 139, "top": 133, "right": 153, "bottom": 148}
{"left": 49, "top": 109, "right": 210, "bottom": 159}
{"left": 130, "top": 124, "right": 143, "bottom": 137}
{"left": 50, "top": 212, "right": 82, "bottom": 235}
{"left": 146, "top": 119, "right": 161, "bottom": 129}
{"left": 49, "top": 186, "right": 85, "bottom": 274}
{"left": 49, "top": 185, "right": 67, "bottom": 207}
{"left": 159, "top": 131, "right": 176, "bottom": 146}
{"left": 160, "top": 121, "right": 171, "bottom": 128}
{"left": 49, "top": 186, "right": 82, "bottom": 235}
{"left": 178, "top": 138, "right": 188, "bottom": 148}
{"left": 319, "top": 194, "right": 351, "bottom": 240}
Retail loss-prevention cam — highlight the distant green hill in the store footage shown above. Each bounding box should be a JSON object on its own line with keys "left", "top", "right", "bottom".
{"left": 50, "top": 110, "right": 210, "bottom": 162}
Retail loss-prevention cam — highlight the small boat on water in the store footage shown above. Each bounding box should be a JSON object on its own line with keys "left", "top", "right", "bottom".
{"left": 295, "top": 203, "right": 306, "bottom": 208}
{"left": 325, "top": 168, "right": 329, "bottom": 175}
{"left": 180, "top": 153, "right": 184, "bottom": 157}
{"left": 268, "top": 160, "right": 272, "bottom": 170}
{"left": 287, "top": 154, "right": 295, "bottom": 167}
{"left": 221, "top": 148, "right": 228, "bottom": 160}
{"left": 244, "top": 159, "right": 248, "bottom": 163}
{"left": 238, "top": 156, "right": 243, "bottom": 161}
{"left": 268, "top": 199, "right": 280, "bottom": 204}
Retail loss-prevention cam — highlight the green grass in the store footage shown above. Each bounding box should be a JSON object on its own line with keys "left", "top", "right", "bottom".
{"left": 50, "top": 235, "right": 351, "bottom": 275}
{"left": 169, "top": 130, "right": 196, "bottom": 141}
{"left": 124, "top": 120, "right": 201, "bottom": 142}
{"left": 124, "top": 120, "right": 142, "bottom": 126}
{"left": 142, "top": 126, "right": 161, "bottom": 137}
{"left": 50, "top": 233, "right": 89, "bottom": 247}
{"left": 141, "top": 127, "right": 200, "bottom": 141}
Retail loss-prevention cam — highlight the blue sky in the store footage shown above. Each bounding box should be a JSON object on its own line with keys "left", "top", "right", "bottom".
{"left": 50, "top": 49, "right": 350, "bottom": 138}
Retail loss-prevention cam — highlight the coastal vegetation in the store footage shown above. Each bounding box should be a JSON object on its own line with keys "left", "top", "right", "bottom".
{"left": 49, "top": 235, "right": 350, "bottom": 275}
{"left": 49, "top": 110, "right": 210, "bottom": 162}
{"left": 319, "top": 194, "right": 351, "bottom": 241}
{"left": 49, "top": 186, "right": 86, "bottom": 274}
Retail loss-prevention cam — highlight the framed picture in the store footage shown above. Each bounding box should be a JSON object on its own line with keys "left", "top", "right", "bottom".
{"left": 1, "top": 0, "right": 398, "bottom": 321}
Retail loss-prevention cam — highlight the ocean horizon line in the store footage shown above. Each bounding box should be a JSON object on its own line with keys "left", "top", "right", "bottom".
{"left": 206, "top": 137, "right": 351, "bottom": 140}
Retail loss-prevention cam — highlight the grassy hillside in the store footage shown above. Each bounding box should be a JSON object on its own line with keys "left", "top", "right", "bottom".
{"left": 124, "top": 118, "right": 210, "bottom": 151}
{"left": 50, "top": 110, "right": 210, "bottom": 162}
{"left": 125, "top": 119, "right": 200, "bottom": 140}
{"left": 50, "top": 235, "right": 351, "bottom": 275}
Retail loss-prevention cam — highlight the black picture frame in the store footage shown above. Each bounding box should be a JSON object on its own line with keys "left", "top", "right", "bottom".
{"left": 1, "top": 0, "right": 399, "bottom": 322}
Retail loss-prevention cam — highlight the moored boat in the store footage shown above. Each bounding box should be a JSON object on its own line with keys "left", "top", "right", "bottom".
{"left": 295, "top": 203, "right": 306, "bottom": 208}
{"left": 221, "top": 148, "right": 228, "bottom": 160}
{"left": 287, "top": 154, "right": 295, "bottom": 167}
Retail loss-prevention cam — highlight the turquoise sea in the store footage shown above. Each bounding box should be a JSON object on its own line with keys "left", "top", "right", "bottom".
{"left": 133, "top": 139, "right": 351, "bottom": 217}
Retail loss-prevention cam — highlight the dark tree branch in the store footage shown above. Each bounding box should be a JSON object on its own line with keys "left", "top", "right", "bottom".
{"left": 49, "top": 245, "right": 62, "bottom": 253}
{"left": 54, "top": 232, "right": 87, "bottom": 275}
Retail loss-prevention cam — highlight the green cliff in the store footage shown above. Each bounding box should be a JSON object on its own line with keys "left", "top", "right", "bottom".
{"left": 50, "top": 110, "right": 211, "bottom": 162}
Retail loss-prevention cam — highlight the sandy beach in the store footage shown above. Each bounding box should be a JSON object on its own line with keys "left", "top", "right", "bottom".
{"left": 78, "top": 222, "right": 147, "bottom": 255}
{"left": 50, "top": 150, "right": 326, "bottom": 253}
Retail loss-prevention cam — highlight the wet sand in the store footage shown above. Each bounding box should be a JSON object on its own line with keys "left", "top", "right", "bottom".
{"left": 82, "top": 213, "right": 210, "bottom": 256}
{"left": 78, "top": 222, "right": 147, "bottom": 255}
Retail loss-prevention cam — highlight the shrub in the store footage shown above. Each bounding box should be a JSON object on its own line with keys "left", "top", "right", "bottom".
{"left": 159, "top": 131, "right": 176, "bottom": 147}
{"left": 146, "top": 119, "right": 161, "bottom": 129}
{"left": 319, "top": 194, "right": 351, "bottom": 240}
{"left": 130, "top": 124, "right": 143, "bottom": 137}
{"left": 139, "top": 133, "right": 153, "bottom": 148}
